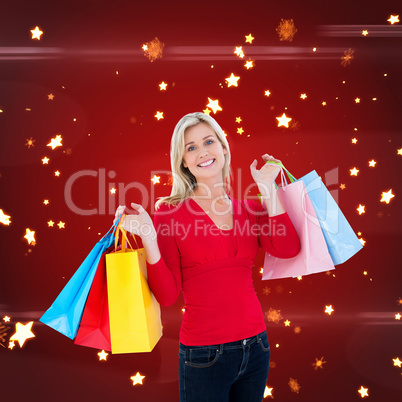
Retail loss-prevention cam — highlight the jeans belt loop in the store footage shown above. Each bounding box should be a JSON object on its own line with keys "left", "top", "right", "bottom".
{"left": 219, "top": 343, "right": 224, "bottom": 354}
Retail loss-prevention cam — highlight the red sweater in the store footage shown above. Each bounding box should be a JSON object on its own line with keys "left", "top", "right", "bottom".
{"left": 146, "top": 195, "right": 300, "bottom": 346}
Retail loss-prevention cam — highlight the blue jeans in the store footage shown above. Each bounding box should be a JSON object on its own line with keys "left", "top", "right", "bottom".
{"left": 179, "top": 330, "right": 270, "bottom": 402}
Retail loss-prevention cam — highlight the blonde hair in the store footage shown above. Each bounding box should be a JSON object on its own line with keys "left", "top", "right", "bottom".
{"left": 155, "top": 112, "right": 232, "bottom": 209}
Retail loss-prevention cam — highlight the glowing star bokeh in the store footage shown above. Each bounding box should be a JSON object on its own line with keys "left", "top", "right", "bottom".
{"left": 245, "top": 33, "right": 254, "bottom": 43}
{"left": 3, "top": 316, "right": 11, "bottom": 322}
{"left": 263, "top": 386, "right": 273, "bottom": 398}
{"left": 358, "top": 386, "right": 369, "bottom": 398}
{"left": 206, "top": 98, "right": 222, "bottom": 114}
{"left": 362, "top": 30, "right": 369, "bottom": 36}
{"left": 155, "top": 111, "right": 164, "bottom": 120}
{"left": 380, "top": 189, "right": 395, "bottom": 204}
{"left": 0, "top": 209, "right": 11, "bottom": 226}
{"left": 350, "top": 167, "right": 359, "bottom": 176}
{"left": 237, "top": 127, "right": 244, "bottom": 135}
{"left": 276, "top": 19, "right": 297, "bottom": 41}
{"left": 47, "top": 135, "right": 63, "bottom": 150}
{"left": 110, "top": 188, "right": 116, "bottom": 194}
{"left": 264, "top": 90, "right": 271, "bottom": 97}
{"left": 57, "top": 221, "right": 65, "bottom": 229}
{"left": 30, "top": 26, "right": 43, "bottom": 40}
{"left": 143, "top": 37, "right": 164, "bottom": 62}
{"left": 10, "top": 321, "right": 35, "bottom": 347}
{"left": 48, "top": 93, "right": 54, "bottom": 100}
{"left": 25, "top": 137, "right": 35, "bottom": 148}
{"left": 159, "top": 81, "right": 167, "bottom": 90}
{"left": 288, "top": 378, "right": 301, "bottom": 393}
{"left": 351, "top": 138, "right": 358, "bottom": 144}
{"left": 98, "top": 350, "right": 109, "bottom": 361}
{"left": 151, "top": 175, "right": 160, "bottom": 185}
{"left": 225, "top": 73, "right": 240, "bottom": 87}
{"left": 42, "top": 157, "right": 50, "bottom": 164}
{"left": 341, "top": 48, "right": 354, "bottom": 67}
{"left": 130, "top": 372, "right": 145, "bottom": 385}
{"left": 300, "top": 93, "right": 307, "bottom": 99}
{"left": 368, "top": 159, "right": 376, "bottom": 167}
{"left": 203, "top": 108, "right": 211, "bottom": 115}
{"left": 234, "top": 46, "right": 244, "bottom": 58}
{"left": 265, "top": 308, "right": 283, "bottom": 324}
{"left": 387, "top": 15, "right": 399, "bottom": 24}
{"left": 47, "top": 220, "right": 54, "bottom": 227}
{"left": 393, "top": 357, "right": 402, "bottom": 367}
{"left": 325, "top": 305, "right": 334, "bottom": 315}
{"left": 276, "top": 113, "right": 292, "bottom": 128}
{"left": 244, "top": 60, "right": 254, "bottom": 69}
{"left": 235, "top": 117, "right": 242, "bottom": 123}
{"left": 357, "top": 204, "right": 366, "bottom": 215}
{"left": 24, "top": 228, "right": 36, "bottom": 245}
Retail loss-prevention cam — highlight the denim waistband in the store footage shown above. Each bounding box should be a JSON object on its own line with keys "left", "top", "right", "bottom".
{"left": 180, "top": 330, "right": 266, "bottom": 352}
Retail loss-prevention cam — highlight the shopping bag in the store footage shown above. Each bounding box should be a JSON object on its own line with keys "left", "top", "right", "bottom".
{"left": 106, "top": 222, "right": 162, "bottom": 354}
{"left": 74, "top": 246, "right": 114, "bottom": 351}
{"left": 262, "top": 165, "right": 335, "bottom": 280}
{"left": 39, "top": 220, "right": 119, "bottom": 339}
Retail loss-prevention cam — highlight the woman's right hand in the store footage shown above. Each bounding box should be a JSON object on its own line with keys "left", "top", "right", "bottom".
{"left": 114, "top": 203, "right": 156, "bottom": 241}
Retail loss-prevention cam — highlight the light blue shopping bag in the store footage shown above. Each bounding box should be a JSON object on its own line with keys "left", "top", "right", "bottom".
{"left": 266, "top": 161, "right": 363, "bottom": 266}
{"left": 39, "top": 219, "right": 120, "bottom": 339}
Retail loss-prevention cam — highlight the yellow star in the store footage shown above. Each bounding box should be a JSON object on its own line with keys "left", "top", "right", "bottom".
{"left": 380, "top": 189, "right": 395, "bottom": 204}
{"left": 393, "top": 357, "right": 402, "bottom": 367}
{"left": 324, "top": 305, "right": 334, "bottom": 315}
{"left": 359, "top": 237, "right": 366, "bottom": 246}
{"left": 395, "top": 313, "right": 401, "bottom": 320}
{"left": 387, "top": 15, "right": 399, "bottom": 24}
{"left": 151, "top": 175, "right": 160, "bottom": 184}
{"left": 235, "top": 117, "right": 242, "bottom": 123}
{"left": 237, "top": 127, "right": 244, "bottom": 135}
{"left": 110, "top": 188, "right": 116, "bottom": 194}
{"left": 55, "top": 170, "right": 61, "bottom": 177}
{"left": 43, "top": 199, "right": 49, "bottom": 205}
{"left": 10, "top": 321, "right": 35, "bottom": 347}
{"left": 244, "top": 60, "right": 254, "bottom": 69}
{"left": 368, "top": 159, "right": 376, "bottom": 167}
{"left": 362, "top": 30, "right": 369, "bottom": 36}
{"left": 264, "top": 90, "right": 271, "bottom": 97}
{"left": 24, "top": 228, "right": 36, "bottom": 245}
{"left": 355, "top": 97, "right": 360, "bottom": 103}
{"left": 225, "top": 73, "right": 240, "bottom": 87}
{"left": 0, "top": 209, "right": 11, "bottom": 226}
{"left": 47, "top": 135, "right": 63, "bottom": 150}
{"left": 357, "top": 204, "right": 366, "bottom": 215}
{"left": 351, "top": 138, "right": 358, "bottom": 144}
{"left": 322, "top": 101, "right": 327, "bottom": 106}
{"left": 276, "top": 113, "right": 292, "bottom": 128}
{"left": 358, "top": 386, "right": 369, "bottom": 398}
{"left": 159, "top": 81, "right": 167, "bottom": 90}
{"left": 234, "top": 46, "right": 244, "bottom": 57}
{"left": 48, "top": 93, "right": 54, "bottom": 100}
{"left": 263, "top": 386, "right": 273, "bottom": 397}
{"left": 3, "top": 316, "right": 11, "bottom": 322}
{"left": 350, "top": 167, "right": 359, "bottom": 176}
{"left": 245, "top": 33, "right": 254, "bottom": 44}
{"left": 300, "top": 93, "right": 307, "bottom": 99}
{"left": 155, "top": 111, "right": 164, "bottom": 120}
{"left": 57, "top": 221, "right": 65, "bottom": 229}
{"left": 30, "top": 26, "right": 43, "bottom": 40}
{"left": 206, "top": 98, "right": 222, "bottom": 114}
{"left": 8, "top": 341, "right": 15, "bottom": 349}
{"left": 284, "top": 320, "right": 291, "bottom": 326}
{"left": 42, "top": 156, "right": 50, "bottom": 164}
{"left": 47, "top": 220, "right": 54, "bottom": 227}
{"left": 397, "top": 148, "right": 402, "bottom": 155}
{"left": 98, "top": 350, "right": 109, "bottom": 361}
{"left": 142, "top": 44, "right": 148, "bottom": 51}
{"left": 130, "top": 372, "right": 145, "bottom": 385}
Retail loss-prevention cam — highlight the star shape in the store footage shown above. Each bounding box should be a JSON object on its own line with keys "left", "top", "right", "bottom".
{"left": 237, "top": 127, "right": 244, "bottom": 135}
{"left": 151, "top": 175, "right": 160, "bottom": 184}
{"left": 43, "top": 199, "right": 49, "bottom": 205}
{"left": 159, "top": 81, "right": 167, "bottom": 90}
{"left": 351, "top": 138, "right": 358, "bottom": 144}
{"left": 3, "top": 316, "right": 10, "bottom": 322}
{"left": 98, "top": 350, "right": 109, "bottom": 361}
{"left": 57, "top": 221, "right": 65, "bottom": 229}
{"left": 322, "top": 101, "right": 327, "bottom": 106}
{"left": 397, "top": 148, "right": 402, "bottom": 155}
{"left": 358, "top": 386, "right": 369, "bottom": 398}
{"left": 42, "top": 157, "right": 50, "bottom": 164}
{"left": 48, "top": 93, "right": 54, "bottom": 100}
{"left": 395, "top": 313, "right": 401, "bottom": 320}
{"left": 284, "top": 320, "right": 291, "bottom": 326}
{"left": 350, "top": 167, "right": 359, "bottom": 176}
{"left": 234, "top": 46, "right": 244, "bottom": 57}
{"left": 130, "top": 372, "right": 145, "bottom": 385}
{"left": 244, "top": 60, "right": 254, "bottom": 69}
{"left": 235, "top": 117, "right": 242, "bottom": 123}
{"left": 276, "top": 113, "right": 292, "bottom": 128}
{"left": 263, "top": 386, "right": 273, "bottom": 397}
{"left": 245, "top": 34, "right": 254, "bottom": 44}
{"left": 47, "top": 135, "right": 63, "bottom": 150}
{"left": 55, "top": 170, "right": 61, "bottom": 177}
{"left": 47, "top": 220, "right": 54, "bottom": 227}
{"left": 30, "top": 26, "right": 43, "bottom": 40}
{"left": 357, "top": 204, "right": 366, "bottom": 215}
{"left": 355, "top": 97, "right": 360, "bottom": 103}
{"left": 368, "top": 159, "right": 376, "bottom": 167}
{"left": 155, "top": 111, "right": 164, "bottom": 120}
{"left": 300, "top": 93, "right": 307, "bottom": 99}
{"left": 387, "top": 15, "right": 399, "bottom": 24}
{"left": 362, "top": 30, "right": 369, "bottom": 36}
{"left": 206, "top": 98, "right": 222, "bottom": 114}
{"left": 24, "top": 228, "right": 36, "bottom": 245}
{"left": 264, "top": 90, "right": 271, "bottom": 97}
{"left": 393, "top": 357, "right": 402, "bottom": 367}
{"left": 142, "top": 44, "right": 148, "bottom": 51}
{"left": 10, "top": 321, "right": 35, "bottom": 347}
{"left": 110, "top": 188, "right": 116, "bottom": 194}
{"left": 0, "top": 209, "right": 11, "bottom": 226}
{"left": 380, "top": 189, "right": 394, "bottom": 204}
{"left": 359, "top": 237, "right": 366, "bottom": 246}
{"left": 324, "top": 305, "right": 334, "bottom": 315}
{"left": 225, "top": 73, "right": 240, "bottom": 87}
{"left": 8, "top": 341, "right": 15, "bottom": 350}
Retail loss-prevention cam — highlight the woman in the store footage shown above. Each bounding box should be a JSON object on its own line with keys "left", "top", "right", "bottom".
{"left": 114, "top": 112, "right": 300, "bottom": 401}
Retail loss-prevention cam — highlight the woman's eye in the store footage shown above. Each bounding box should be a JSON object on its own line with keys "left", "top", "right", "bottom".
{"left": 188, "top": 146, "right": 194, "bottom": 151}
{"left": 206, "top": 140, "right": 213, "bottom": 145}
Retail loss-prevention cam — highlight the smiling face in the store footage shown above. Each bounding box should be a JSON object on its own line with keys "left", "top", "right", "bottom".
{"left": 182, "top": 122, "right": 227, "bottom": 185}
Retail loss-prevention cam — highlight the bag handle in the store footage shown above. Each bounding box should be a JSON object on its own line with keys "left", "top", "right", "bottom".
{"left": 114, "top": 214, "right": 140, "bottom": 252}
{"left": 265, "top": 160, "right": 297, "bottom": 187}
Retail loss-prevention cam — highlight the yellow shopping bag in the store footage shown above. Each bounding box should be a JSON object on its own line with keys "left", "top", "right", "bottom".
{"left": 105, "top": 221, "right": 162, "bottom": 354}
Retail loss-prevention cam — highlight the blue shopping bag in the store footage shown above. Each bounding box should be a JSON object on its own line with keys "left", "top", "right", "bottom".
{"left": 266, "top": 161, "right": 363, "bottom": 266}
{"left": 39, "top": 220, "right": 120, "bottom": 339}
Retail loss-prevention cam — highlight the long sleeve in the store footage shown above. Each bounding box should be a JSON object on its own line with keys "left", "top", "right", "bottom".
{"left": 247, "top": 200, "right": 301, "bottom": 258}
{"left": 146, "top": 205, "right": 182, "bottom": 306}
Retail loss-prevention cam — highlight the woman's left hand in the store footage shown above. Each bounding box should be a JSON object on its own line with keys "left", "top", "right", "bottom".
{"left": 250, "top": 154, "right": 282, "bottom": 186}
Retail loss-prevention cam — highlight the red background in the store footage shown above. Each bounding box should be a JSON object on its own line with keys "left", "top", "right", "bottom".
{"left": 0, "top": 0, "right": 401, "bottom": 400}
